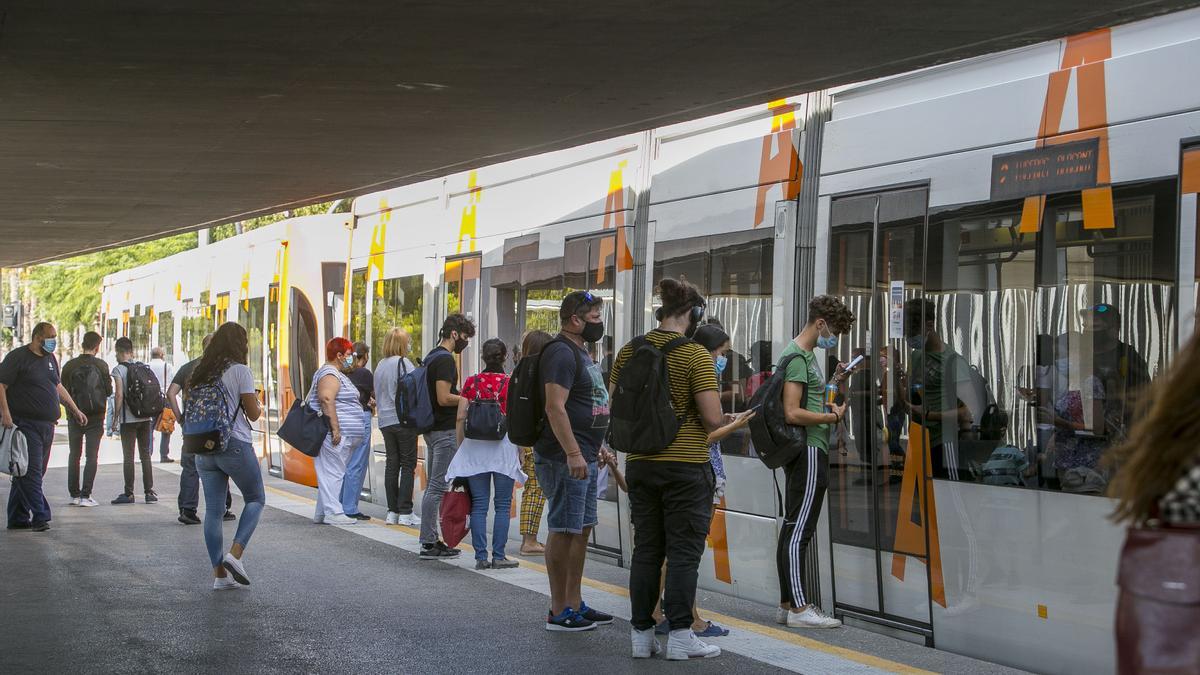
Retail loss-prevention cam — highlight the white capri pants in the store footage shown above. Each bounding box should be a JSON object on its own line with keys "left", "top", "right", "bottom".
{"left": 313, "top": 433, "right": 362, "bottom": 518}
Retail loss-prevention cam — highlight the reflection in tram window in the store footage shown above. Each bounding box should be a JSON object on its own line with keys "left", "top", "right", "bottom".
{"left": 370, "top": 275, "right": 423, "bottom": 368}
{"left": 157, "top": 311, "right": 174, "bottom": 365}
{"left": 349, "top": 267, "right": 367, "bottom": 348}
{"left": 924, "top": 179, "right": 1176, "bottom": 493}
{"left": 653, "top": 230, "right": 772, "bottom": 456}
{"left": 243, "top": 298, "right": 266, "bottom": 388}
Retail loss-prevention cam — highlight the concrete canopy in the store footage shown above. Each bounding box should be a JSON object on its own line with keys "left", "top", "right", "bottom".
{"left": 1, "top": 1, "right": 1194, "bottom": 266}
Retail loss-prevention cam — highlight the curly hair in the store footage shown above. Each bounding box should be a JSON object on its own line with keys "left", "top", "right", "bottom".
{"left": 657, "top": 278, "right": 705, "bottom": 320}
{"left": 808, "top": 295, "right": 855, "bottom": 334}
{"left": 439, "top": 313, "right": 476, "bottom": 339}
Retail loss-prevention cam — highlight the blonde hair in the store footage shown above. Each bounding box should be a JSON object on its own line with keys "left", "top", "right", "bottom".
{"left": 382, "top": 328, "right": 410, "bottom": 358}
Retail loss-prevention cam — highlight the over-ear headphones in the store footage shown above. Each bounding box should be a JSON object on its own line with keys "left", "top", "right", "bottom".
{"left": 656, "top": 302, "right": 706, "bottom": 322}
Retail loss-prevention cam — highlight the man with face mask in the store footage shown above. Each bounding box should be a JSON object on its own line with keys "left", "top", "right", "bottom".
{"left": 418, "top": 313, "right": 475, "bottom": 559}
{"left": 775, "top": 295, "right": 854, "bottom": 629}
{"left": 1, "top": 322, "right": 88, "bottom": 531}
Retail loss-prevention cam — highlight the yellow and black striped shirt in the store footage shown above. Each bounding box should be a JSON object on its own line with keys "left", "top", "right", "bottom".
{"left": 609, "top": 329, "right": 718, "bottom": 463}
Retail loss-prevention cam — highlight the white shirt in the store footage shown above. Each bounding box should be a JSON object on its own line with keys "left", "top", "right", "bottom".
{"left": 148, "top": 358, "right": 173, "bottom": 390}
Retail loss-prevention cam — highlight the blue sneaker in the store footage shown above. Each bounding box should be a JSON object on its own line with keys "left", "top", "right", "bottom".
{"left": 577, "top": 602, "right": 614, "bottom": 625}
{"left": 695, "top": 621, "right": 730, "bottom": 638}
{"left": 545, "top": 608, "right": 596, "bottom": 632}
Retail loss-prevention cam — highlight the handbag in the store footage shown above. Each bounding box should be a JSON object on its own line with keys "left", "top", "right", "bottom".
{"left": 0, "top": 427, "right": 29, "bottom": 477}
{"left": 277, "top": 394, "right": 329, "bottom": 458}
{"left": 1115, "top": 520, "right": 1200, "bottom": 674}
{"left": 439, "top": 478, "right": 472, "bottom": 548}
{"left": 156, "top": 407, "right": 176, "bottom": 434}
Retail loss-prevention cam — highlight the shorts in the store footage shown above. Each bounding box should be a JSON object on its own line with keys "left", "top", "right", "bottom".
{"left": 534, "top": 457, "right": 598, "bottom": 535}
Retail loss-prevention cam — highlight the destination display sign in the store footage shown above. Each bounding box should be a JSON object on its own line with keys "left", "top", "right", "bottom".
{"left": 990, "top": 138, "right": 1100, "bottom": 201}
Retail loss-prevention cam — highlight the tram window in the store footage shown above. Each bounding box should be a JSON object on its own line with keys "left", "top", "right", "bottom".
{"left": 653, "top": 230, "right": 772, "bottom": 456}
{"left": 105, "top": 318, "right": 118, "bottom": 355}
{"left": 158, "top": 311, "right": 174, "bottom": 364}
{"left": 320, "top": 262, "right": 346, "bottom": 342}
{"left": 371, "top": 274, "right": 423, "bottom": 368}
{"left": 349, "top": 268, "right": 367, "bottom": 347}
{"left": 129, "top": 308, "right": 151, "bottom": 361}
{"left": 564, "top": 235, "right": 616, "bottom": 367}
{"left": 923, "top": 178, "right": 1176, "bottom": 494}
{"left": 243, "top": 297, "right": 266, "bottom": 388}
{"left": 179, "top": 301, "right": 208, "bottom": 362}
{"left": 289, "top": 289, "right": 320, "bottom": 400}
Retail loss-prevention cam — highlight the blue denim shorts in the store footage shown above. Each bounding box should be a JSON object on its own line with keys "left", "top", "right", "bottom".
{"left": 534, "top": 457, "right": 598, "bottom": 534}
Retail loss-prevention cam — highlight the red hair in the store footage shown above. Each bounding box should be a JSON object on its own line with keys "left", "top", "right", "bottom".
{"left": 325, "top": 337, "right": 353, "bottom": 361}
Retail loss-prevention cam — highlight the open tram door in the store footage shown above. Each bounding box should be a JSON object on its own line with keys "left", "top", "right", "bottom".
{"left": 264, "top": 283, "right": 284, "bottom": 475}
{"left": 825, "top": 186, "right": 938, "bottom": 644}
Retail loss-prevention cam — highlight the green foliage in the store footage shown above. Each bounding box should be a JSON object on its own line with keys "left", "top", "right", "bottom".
{"left": 27, "top": 232, "right": 198, "bottom": 333}
{"left": 209, "top": 202, "right": 335, "bottom": 243}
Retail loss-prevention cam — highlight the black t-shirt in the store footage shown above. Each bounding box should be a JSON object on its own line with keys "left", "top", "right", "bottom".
{"left": 534, "top": 338, "right": 610, "bottom": 463}
{"left": 61, "top": 354, "right": 112, "bottom": 426}
{"left": 348, "top": 367, "right": 374, "bottom": 412}
{"left": 424, "top": 346, "right": 458, "bottom": 431}
{"left": 171, "top": 358, "right": 199, "bottom": 390}
{"left": 0, "top": 345, "right": 62, "bottom": 422}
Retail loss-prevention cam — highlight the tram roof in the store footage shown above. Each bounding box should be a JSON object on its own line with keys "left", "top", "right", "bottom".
{"left": 1, "top": 0, "right": 1191, "bottom": 266}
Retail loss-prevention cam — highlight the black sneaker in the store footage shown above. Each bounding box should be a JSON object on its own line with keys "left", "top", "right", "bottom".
{"left": 545, "top": 608, "right": 596, "bottom": 632}
{"left": 223, "top": 511, "right": 237, "bottom": 522}
{"left": 348, "top": 512, "right": 370, "bottom": 521}
{"left": 144, "top": 491, "right": 158, "bottom": 503}
{"left": 112, "top": 494, "right": 135, "bottom": 505}
{"left": 576, "top": 602, "right": 613, "bottom": 625}
{"left": 6, "top": 521, "right": 32, "bottom": 530}
{"left": 31, "top": 521, "right": 50, "bottom": 532}
{"left": 178, "top": 510, "right": 201, "bottom": 525}
{"left": 419, "top": 542, "right": 461, "bottom": 560}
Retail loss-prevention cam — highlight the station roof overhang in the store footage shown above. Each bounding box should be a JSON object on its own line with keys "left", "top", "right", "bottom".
{"left": 2, "top": 0, "right": 1194, "bottom": 266}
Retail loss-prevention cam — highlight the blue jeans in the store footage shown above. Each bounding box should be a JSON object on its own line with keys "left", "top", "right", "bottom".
{"left": 466, "top": 472, "right": 516, "bottom": 562}
{"left": 196, "top": 439, "right": 265, "bottom": 568}
{"left": 6, "top": 418, "right": 54, "bottom": 525}
{"left": 341, "top": 417, "right": 372, "bottom": 515}
{"left": 534, "top": 458, "right": 598, "bottom": 535}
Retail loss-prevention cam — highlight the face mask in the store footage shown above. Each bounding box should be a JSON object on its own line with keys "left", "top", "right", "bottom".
{"left": 342, "top": 356, "right": 354, "bottom": 369}
{"left": 581, "top": 320, "right": 605, "bottom": 343}
{"left": 453, "top": 337, "right": 469, "bottom": 354}
{"left": 715, "top": 355, "right": 728, "bottom": 375}
{"left": 907, "top": 335, "right": 926, "bottom": 351}
{"left": 816, "top": 326, "right": 838, "bottom": 351}
{"left": 42, "top": 338, "right": 57, "bottom": 353}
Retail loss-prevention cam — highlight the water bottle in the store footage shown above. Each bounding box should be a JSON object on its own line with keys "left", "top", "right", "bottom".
{"left": 825, "top": 381, "right": 839, "bottom": 409}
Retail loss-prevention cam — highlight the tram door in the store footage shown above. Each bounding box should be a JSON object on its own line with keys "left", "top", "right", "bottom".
{"left": 265, "top": 284, "right": 284, "bottom": 475}
{"left": 825, "top": 187, "right": 935, "bottom": 642}
{"left": 443, "top": 255, "right": 482, "bottom": 382}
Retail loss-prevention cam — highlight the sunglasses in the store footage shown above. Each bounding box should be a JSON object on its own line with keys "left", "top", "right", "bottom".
{"left": 569, "top": 291, "right": 598, "bottom": 316}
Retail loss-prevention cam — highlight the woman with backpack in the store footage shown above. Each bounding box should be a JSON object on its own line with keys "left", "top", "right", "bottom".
{"left": 311, "top": 337, "right": 367, "bottom": 526}
{"left": 182, "top": 322, "right": 264, "bottom": 591}
{"left": 1108, "top": 333, "right": 1200, "bottom": 673}
{"left": 447, "top": 338, "right": 526, "bottom": 569}
{"left": 608, "top": 278, "right": 738, "bottom": 660}
{"left": 374, "top": 328, "right": 420, "bottom": 526}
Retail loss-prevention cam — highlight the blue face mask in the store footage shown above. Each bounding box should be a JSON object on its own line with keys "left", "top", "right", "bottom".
{"left": 816, "top": 327, "right": 838, "bottom": 351}
{"left": 715, "top": 355, "right": 728, "bottom": 375}
{"left": 42, "top": 338, "right": 57, "bottom": 353}
{"left": 343, "top": 356, "right": 354, "bottom": 369}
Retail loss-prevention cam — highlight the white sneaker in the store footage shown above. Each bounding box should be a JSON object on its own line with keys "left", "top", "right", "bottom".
{"left": 631, "top": 627, "right": 662, "bottom": 659}
{"left": 325, "top": 514, "right": 357, "bottom": 525}
{"left": 79, "top": 497, "right": 99, "bottom": 507}
{"left": 666, "top": 629, "right": 721, "bottom": 660}
{"left": 775, "top": 606, "right": 789, "bottom": 624}
{"left": 69, "top": 497, "right": 82, "bottom": 506}
{"left": 385, "top": 512, "right": 399, "bottom": 525}
{"left": 222, "top": 553, "right": 250, "bottom": 585}
{"left": 212, "top": 576, "right": 241, "bottom": 591}
{"left": 786, "top": 605, "right": 842, "bottom": 629}
{"left": 398, "top": 513, "right": 421, "bottom": 527}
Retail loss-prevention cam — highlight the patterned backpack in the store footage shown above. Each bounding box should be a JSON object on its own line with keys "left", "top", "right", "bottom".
{"left": 181, "top": 378, "right": 242, "bottom": 455}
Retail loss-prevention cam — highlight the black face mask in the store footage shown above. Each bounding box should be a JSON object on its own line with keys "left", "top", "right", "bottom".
{"left": 453, "top": 338, "right": 469, "bottom": 354}
{"left": 581, "top": 320, "right": 605, "bottom": 344}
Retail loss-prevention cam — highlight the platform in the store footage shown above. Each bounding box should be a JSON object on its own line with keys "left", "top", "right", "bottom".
{"left": 1, "top": 429, "right": 1028, "bottom": 674}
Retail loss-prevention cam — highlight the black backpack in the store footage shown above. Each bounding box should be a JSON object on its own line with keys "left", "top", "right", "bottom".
{"left": 746, "top": 352, "right": 808, "bottom": 469}
{"left": 465, "top": 376, "right": 508, "bottom": 441}
{"left": 506, "top": 337, "right": 582, "bottom": 447}
{"left": 67, "top": 360, "right": 106, "bottom": 416}
{"left": 124, "top": 361, "right": 164, "bottom": 419}
{"left": 608, "top": 335, "right": 691, "bottom": 455}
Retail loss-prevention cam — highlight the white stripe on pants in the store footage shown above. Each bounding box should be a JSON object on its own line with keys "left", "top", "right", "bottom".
{"left": 314, "top": 433, "right": 361, "bottom": 517}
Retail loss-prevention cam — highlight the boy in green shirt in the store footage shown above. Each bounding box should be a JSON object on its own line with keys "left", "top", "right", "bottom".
{"left": 776, "top": 295, "right": 854, "bottom": 629}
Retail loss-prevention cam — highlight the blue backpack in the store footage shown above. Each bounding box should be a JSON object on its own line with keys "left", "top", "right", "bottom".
{"left": 181, "top": 379, "right": 242, "bottom": 455}
{"left": 395, "top": 350, "right": 452, "bottom": 434}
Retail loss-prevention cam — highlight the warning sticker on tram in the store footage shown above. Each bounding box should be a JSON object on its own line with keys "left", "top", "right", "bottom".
{"left": 990, "top": 138, "right": 1099, "bottom": 201}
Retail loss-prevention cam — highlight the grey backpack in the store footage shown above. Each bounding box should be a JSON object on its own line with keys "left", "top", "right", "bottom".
{"left": 0, "top": 427, "right": 29, "bottom": 477}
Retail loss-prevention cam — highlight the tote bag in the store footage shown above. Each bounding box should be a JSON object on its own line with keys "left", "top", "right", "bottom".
{"left": 277, "top": 393, "right": 329, "bottom": 458}
{"left": 439, "top": 478, "right": 472, "bottom": 548}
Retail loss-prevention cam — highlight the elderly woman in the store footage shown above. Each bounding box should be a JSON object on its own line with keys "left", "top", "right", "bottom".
{"left": 373, "top": 328, "right": 420, "bottom": 526}
{"left": 310, "top": 337, "right": 366, "bottom": 526}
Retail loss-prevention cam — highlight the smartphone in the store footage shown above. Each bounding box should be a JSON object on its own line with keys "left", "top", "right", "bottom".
{"left": 844, "top": 353, "right": 866, "bottom": 371}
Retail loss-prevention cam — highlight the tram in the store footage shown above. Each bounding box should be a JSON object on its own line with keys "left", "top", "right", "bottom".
{"left": 99, "top": 8, "right": 1200, "bottom": 672}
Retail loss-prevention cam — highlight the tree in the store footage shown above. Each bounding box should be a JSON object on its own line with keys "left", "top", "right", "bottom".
{"left": 209, "top": 201, "right": 337, "bottom": 243}
{"left": 26, "top": 232, "right": 198, "bottom": 334}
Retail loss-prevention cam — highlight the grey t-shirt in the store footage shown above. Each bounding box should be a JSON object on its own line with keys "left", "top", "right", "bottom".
{"left": 373, "top": 355, "right": 416, "bottom": 428}
{"left": 112, "top": 362, "right": 154, "bottom": 425}
{"left": 219, "top": 364, "right": 256, "bottom": 444}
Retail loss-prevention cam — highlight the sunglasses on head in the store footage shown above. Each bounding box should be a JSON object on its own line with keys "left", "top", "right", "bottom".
{"left": 570, "top": 291, "right": 597, "bottom": 316}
